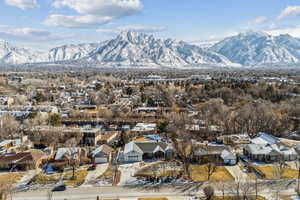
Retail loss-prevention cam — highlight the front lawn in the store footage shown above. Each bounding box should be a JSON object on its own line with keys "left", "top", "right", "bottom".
{"left": 0, "top": 173, "right": 25, "bottom": 185}
{"left": 189, "top": 165, "right": 234, "bottom": 182}
{"left": 30, "top": 173, "right": 61, "bottom": 185}
{"left": 135, "top": 161, "right": 182, "bottom": 178}
{"left": 282, "top": 168, "right": 299, "bottom": 179}
{"left": 255, "top": 165, "right": 298, "bottom": 179}
{"left": 135, "top": 168, "right": 182, "bottom": 178}
{"left": 63, "top": 169, "right": 88, "bottom": 186}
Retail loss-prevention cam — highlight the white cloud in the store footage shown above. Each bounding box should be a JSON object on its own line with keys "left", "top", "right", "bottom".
{"left": 252, "top": 16, "right": 268, "bottom": 24}
{"left": 96, "top": 29, "right": 118, "bottom": 34}
{"left": 0, "top": 27, "right": 70, "bottom": 41}
{"left": 278, "top": 6, "right": 300, "bottom": 20}
{"left": 118, "top": 25, "right": 166, "bottom": 32}
{"left": 207, "top": 32, "right": 238, "bottom": 41}
{"left": 43, "top": 14, "right": 113, "bottom": 28}
{"left": 45, "top": 0, "right": 143, "bottom": 28}
{"left": 266, "top": 23, "right": 280, "bottom": 30}
{"left": 265, "top": 25, "right": 300, "bottom": 37}
{"left": 5, "top": 0, "right": 39, "bottom": 9}
{"left": 97, "top": 24, "right": 167, "bottom": 34}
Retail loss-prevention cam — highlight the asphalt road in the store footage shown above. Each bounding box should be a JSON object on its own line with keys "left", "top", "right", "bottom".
{"left": 12, "top": 180, "right": 299, "bottom": 200}
{"left": 13, "top": 186, "right": 190, "bottom": 200}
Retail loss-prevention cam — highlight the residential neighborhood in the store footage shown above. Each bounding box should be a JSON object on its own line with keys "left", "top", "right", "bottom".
{"left": 0, "top": 70, "right": 299, "bottom": 200}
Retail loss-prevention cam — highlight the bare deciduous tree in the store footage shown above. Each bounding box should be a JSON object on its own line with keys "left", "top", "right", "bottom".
{"left": 0, "top": 115, "right": 21, "bottom": 140}
{"left": 166, "top": 113, "right": 194, "bottom": 179}
{"left": 203, "top": 185, "right": 215, "bottom": 200}
{"left": 204, "top": 163, "right": 216, "bottom": 181}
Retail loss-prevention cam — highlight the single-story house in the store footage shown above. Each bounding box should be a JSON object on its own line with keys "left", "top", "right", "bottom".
{"left": 92, "top": 144, "right": 114, "bottom": 164}
{"left": 251, "top": 132, "right": 279, "bottom": 145}
{"left": 54, "top": 147, "right": 90, "bottom": 166}
{"left": 0, "top": 139, "right": 21, "bottom": 151}
{"left": 244, "top": 143, "right": 298, "bottom": 162}
{"left": 130, "top": 123, "right": 157, "bottom": 136}
{"left": 0, "top": 150, "right": 44, "bottom": 170}
{"left": 119, "top": 141, "right": 174, "bottom": 163}
{"left": 55, "top": 147, "right": 80, "bottom": 161}
{"left": 96, "top": 131, "right": 121, "bottom": 146}
{"left": 192, "top": 144, "right": 237, "bottom": 165}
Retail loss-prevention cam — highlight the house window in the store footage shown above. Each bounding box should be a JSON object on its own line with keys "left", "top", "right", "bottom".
{"left": 128, "top": 155, "right": 139, "bottom": 161}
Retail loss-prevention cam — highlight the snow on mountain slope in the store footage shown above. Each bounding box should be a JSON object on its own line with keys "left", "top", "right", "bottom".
{"left": 0, "top": 40, "right": 46, "bottom": 64}
{"left": 210, "top": 31, "right": 300, "bottom": 66}
{"left": 3, "top": 31, "right": 300, "bottom": 68}
{"left": 275, "top": 34, "right": 300, "bottom": 61}
{"left": 83, "top": 31, "right": 238, "bottom": 67}
{"left": 48, "top": 43, "right": 100, "bottom": 62}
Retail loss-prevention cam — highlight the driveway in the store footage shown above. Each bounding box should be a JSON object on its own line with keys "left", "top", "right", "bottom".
{"left": 83, "top": 163, "right": 109, "bottom": 185}
{"left": 16, "top": 169, "right": 41, "bottom": 188}
{"left": 118, "top": 163, "right": 141, "bottom": 186}
{"left": 225, "top": 165, "right": 250, "bottom": 182}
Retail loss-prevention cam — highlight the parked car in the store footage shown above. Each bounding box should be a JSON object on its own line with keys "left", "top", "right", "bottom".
{"left": 51, "top": 184, "right": 66, "bottom": 192}
{"left": 87, "top": 163, "right": 97, "bottom": 171}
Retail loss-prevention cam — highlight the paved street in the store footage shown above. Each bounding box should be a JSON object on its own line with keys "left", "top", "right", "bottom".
{"left": 13, "top": 186, "right": 190, "bottom": 200}
{"left": 12, "top": 181, "right": 300, "bottom": 200}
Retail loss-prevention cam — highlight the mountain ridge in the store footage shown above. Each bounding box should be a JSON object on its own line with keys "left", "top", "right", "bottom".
{"left": 1, "top": 31, "right": 300, "bottom": 68}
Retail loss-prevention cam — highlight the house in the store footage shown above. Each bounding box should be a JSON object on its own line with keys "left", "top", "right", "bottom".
{"left": 244, "top": 143, "right": 298, "bottom": 162}
{"left": 96, "top": 131, "right": 121, "bottom": 146}
{"left": 130, "top": 123, "right": 157, "bottom": 136}
{"left": 217, "top": 134, "right": 251, "bottom": 145}
{"left": 251, "top": 132, "right": 279, "bottom": 145}
{"left": 221, "top": 149, "right": 237, "bottom": 165}
{"left": 55, "top": 147, "right": 80, "bottom": 161}
{"left": 0, "top": 150, "right": 44, "bottom": 170}
{"left": 192, "top": 144, "right": 236, "bottom": 165}
{"left": 79, "top": 128, "right": 101, "bottom": 146}
{"left": 92, "top": 144, "right": 114, "bottom": 164}
{"left": 0, "top": 139, "right": 21, "bottom": 151}
{"left": 120, "top": 141, "right": 174, "bottom": 163}
{"left": 243, "top": 132, "right": 298, "bottom": 162}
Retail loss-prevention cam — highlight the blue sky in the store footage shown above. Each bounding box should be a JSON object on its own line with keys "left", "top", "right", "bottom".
{"left": 1, "top": 0, "right": 300, "bottom": 50}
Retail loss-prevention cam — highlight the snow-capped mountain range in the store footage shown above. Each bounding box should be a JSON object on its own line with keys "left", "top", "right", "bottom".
{"left": 0, "top": 40, "right": 46, "bottom": 64}
{"left": 210, "top": 31, "right": 300, "bottom": 66}
{"left": 2, "top": 31, "right": 300, "bottom": 68}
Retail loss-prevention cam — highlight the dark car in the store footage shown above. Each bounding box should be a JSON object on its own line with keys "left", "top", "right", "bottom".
{"left": 51, "top": 184, "right": 66, "bottom": 192}
{"left": 87, "top": 163, "right": 97, "bottom": 171}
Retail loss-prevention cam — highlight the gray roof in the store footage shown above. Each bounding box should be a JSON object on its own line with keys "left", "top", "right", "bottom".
{"left": 0, "top": 139, "right": 21, "bottom": 147}
{"left": 135, "top": 142, "right": 167, "bottom": 154}
{"left": 221, "top": 149, "right": 236, "bottom": 160}
{"left": 245, "top": 143, "right": 297, "bottom": 155}
{"left": 251, "top": 132, "right": 279, "bottom": 145}
{"left": 124, "top": 141, "right": 168, "bottom": 154}
{"left": 92, "top": 144, "right": 114, "bottom": 157}
{"left": 55, "top": 147, "right": 79, "bottom": 160}
{"left": 124, "top": 142, "right": 143, "bottom": 154}
{"left": 193, "top": 145, "right": 231, "bottom": 156}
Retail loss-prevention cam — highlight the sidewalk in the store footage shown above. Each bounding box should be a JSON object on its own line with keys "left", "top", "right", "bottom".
{"left": 16, "top": 169, "right": 41, "bottom": 187}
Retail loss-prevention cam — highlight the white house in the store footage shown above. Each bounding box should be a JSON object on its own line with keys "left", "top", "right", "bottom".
{"left": 122, "top": 142, "right": 144, "bottom": 163}
{"left": 120, "top": 141, "right": 173, "bottom": 163}
{"left": 92, "top": 144, "right": 114, "bottom": 164}
{"left": 221, "top": 149, "right": 237, "bottom": 165}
